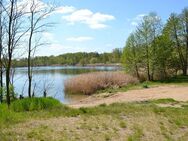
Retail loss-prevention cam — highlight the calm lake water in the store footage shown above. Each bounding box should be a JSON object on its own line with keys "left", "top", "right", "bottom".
{"left": 13, "top": 66, "right": 121, "bottom": 103}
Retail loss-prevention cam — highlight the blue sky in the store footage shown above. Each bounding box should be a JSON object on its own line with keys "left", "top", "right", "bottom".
{"left": 36, "top": 0, "right": 188, "bottom": 56}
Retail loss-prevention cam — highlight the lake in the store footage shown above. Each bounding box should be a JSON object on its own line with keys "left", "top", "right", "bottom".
{"left": 13, "top": 66, "right": 121, "bottom": 103}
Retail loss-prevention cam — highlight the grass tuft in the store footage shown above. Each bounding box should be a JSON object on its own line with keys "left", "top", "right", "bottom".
{"left": 10, "top": 97, "right": 61, "bottom": 112}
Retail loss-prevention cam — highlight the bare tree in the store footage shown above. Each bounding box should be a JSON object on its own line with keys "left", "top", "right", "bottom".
{"left": 2, "top": 0, "right": 28, "bottom": 106}
{"left": 26, "top": 0, "right": 54, "bottom": 98}
{"left": 0, "top": 0, "right": 3, "bottom": 103}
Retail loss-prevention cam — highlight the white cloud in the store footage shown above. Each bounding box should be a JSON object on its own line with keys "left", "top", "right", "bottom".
{"left": 66, "top": 36, "right": 93, "bottom": 42}
{"left": 53, "top": 6, "right": 76, "bottom": 14}
{"left": 63, "top": 9, "right": 115, "bottom": 29}
{"left": 17, "top": 1, "right": 115, "bottom": 29}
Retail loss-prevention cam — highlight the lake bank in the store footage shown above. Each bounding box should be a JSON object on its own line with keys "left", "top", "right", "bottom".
{"left": 69, "top": 84, "right": 188, "bottom": 108}
{"left": 68, "top": 75, "right": 188, "bottom": 108}
{"left": 1, "top": 97, "right": 188, "bottom": 141}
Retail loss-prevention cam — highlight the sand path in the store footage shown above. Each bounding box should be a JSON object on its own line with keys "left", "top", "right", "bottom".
{"left": 69, "top": 85, "right": 188, "bottom": 108}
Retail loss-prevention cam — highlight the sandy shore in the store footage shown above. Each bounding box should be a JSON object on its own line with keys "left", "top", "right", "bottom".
{"left": 69, "top": 85, "right": 188, "bottom": 108}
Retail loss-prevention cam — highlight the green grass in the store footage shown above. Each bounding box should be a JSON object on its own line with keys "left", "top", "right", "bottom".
{"left": 1, "top": 98, "right": 188, "bottom": 140}
{"left": 10, "top": 97, "right": 61, "bottom": 112}
{"left": 1, "top": 76, "right": 188, "bottom": 140}
{"left": 0, "top": 104, "right": 26, "bottom": 129}
{"left": 150, "top": 98, "right": 178, "bottom": 104}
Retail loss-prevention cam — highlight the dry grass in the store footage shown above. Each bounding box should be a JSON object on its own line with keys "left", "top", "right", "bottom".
{"left": 2, "top": 100, "right": 188, "bottom": 141}
{"left": 64, "top": 71, "right": 139, "bottom": 95}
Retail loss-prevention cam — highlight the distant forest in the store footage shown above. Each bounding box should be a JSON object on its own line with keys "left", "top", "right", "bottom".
{"left": 13, "top": 48, "right": 123, "bottom": 67}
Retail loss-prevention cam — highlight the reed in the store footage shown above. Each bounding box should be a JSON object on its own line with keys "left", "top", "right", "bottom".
{"left": 64, "top": 71, "right": 139, "bottom": 95}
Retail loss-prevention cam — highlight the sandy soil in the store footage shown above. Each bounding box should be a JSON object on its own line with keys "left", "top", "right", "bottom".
{"left": 69, "top": 85, "right": 188, "bottom": 108}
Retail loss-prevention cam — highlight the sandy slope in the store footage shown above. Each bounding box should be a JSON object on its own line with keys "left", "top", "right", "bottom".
{"left": 69, "top": 85, "right": 188, "bottom": 108}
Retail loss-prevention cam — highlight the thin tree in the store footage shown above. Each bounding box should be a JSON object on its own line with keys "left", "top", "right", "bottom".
{"left": 122, "top": 33, "right": 140, "bottom": 78}
{"left": 0, "top": 0, "right": 3, "bottom": 103}
{"left": 2, "top": 0, "right": 28, "bottom": 106}
{"left": 181, "top": 8, "right": 188, "bottom": 75}
{"left": 164, "top": 13, "right": 188, "bottom": 75}
{"left": 136, "top": 15, "right": 152, "bottom": 80}
{"left": 26, "top": 0, "right": 54, "bottom": 98}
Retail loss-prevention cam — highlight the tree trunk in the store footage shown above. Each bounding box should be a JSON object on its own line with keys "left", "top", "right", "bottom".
{"left": 146, "top": 44, "right": 151, "bottom": 81}
{"left": 0, "top": 0, "right": 3, "bottom": 103}
{"left": 135, "top": 64, "right": 140, "bottom": 79}
{"left": 0, "top": 64, "right": 3, "bottom": 103}
{"left": 185, "top": 13, "right": 188, "bottom": 76}
{"left": 6, "top": 0, "right": 14, "bottom": 106}
{"left": 183, "top": 67, "right": 187, "bottom": 76}
{"left": 28, "top": 12, "right": 34, "bottom": 98}
{"left": 6, "top": 65, "right": 11, "bottom": 106}
{"left": 173, "top": 23, "right": 186, "bottom": 75}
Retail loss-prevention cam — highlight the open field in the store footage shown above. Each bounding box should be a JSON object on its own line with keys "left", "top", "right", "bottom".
{"left": 1, "top": 99, "right": 188, "bottom": 141}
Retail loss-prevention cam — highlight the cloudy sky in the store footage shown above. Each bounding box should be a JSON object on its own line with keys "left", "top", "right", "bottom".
{"left": 34, "top": 0, "right": 188, "bottom": 56}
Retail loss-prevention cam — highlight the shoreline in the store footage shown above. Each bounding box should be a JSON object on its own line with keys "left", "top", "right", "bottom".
{"left": 14, "top": 63, "right": 122, "bottom": 68}
{"left": 69, "top": 85, "right": 188, "bottom": 108}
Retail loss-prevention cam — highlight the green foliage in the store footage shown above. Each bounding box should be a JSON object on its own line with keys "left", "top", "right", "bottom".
{"left": 122, "top": 8, "right": 188, "bottom": 80}
{"left": 122, "top": 33, "right": 143, "bottom": 78}
{"left": 10, "top": 97, "right": 61, "bottom": 112}
{"left": 142, "top": 84, "right": 149, "bottom": 88}
{"left": 13, "top": 51, "right": 123, "bottom": 67}
{"left": 2, "top": 85, "right": 17, "bottom": 102}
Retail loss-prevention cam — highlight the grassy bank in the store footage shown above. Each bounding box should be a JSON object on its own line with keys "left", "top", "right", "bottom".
{"left": 96, "top": 75, "right": 188, "bottom": 94}
{"left": 64, "top": 71, "right": 139, "bottom": 95}
{"left": 1, "top": 76, "right": 188, "bottom": 140}
{"left": 1, "top": 98, "right": 188, "bottom": 140}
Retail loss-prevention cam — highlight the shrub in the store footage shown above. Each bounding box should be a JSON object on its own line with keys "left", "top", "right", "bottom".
{"left": 64, "top": 71, "right": 139, "bottom": 95}
{"left": 11, "top": 97, "right": 61, "bottom": 112}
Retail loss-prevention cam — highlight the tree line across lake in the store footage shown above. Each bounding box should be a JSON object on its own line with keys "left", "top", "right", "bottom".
{"left": 13, "top": 49, "right": 123, "bottom": 67}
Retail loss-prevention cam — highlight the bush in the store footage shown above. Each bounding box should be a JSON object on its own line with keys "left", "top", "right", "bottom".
{"left": 11, "top": 97, "right": 61, "bottom": 112}
{"left": 64, "top": 71, "right": 139, "bottom": 95}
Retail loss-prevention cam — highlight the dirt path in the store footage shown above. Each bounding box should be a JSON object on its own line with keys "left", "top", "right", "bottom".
{"left": 69, "top": 85, "right": 188, "bottom": 108}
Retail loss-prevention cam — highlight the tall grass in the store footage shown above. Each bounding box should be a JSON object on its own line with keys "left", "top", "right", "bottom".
{"left": 64, "top": 71, "right": 139, "bottom": 95}
{"left": 11, "top": 97, "right": 61, "bottom": 112}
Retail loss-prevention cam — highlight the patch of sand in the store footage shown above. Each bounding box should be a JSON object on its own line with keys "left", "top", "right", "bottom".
{"left": 69, "top": 85, "right": 188, "bottom": 108}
